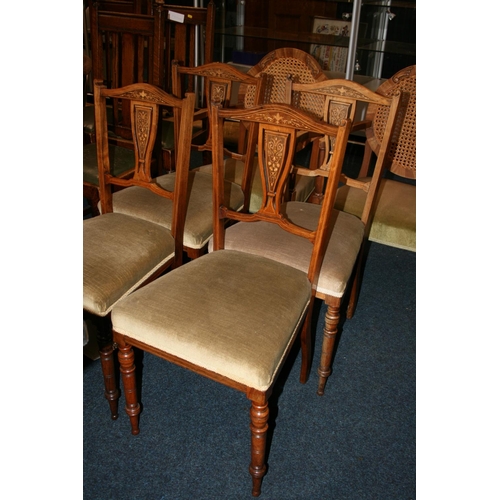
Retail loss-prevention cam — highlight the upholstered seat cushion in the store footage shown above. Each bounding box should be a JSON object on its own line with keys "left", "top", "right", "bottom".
{"left": 196, "top": 158, "right": 315, "bottom": 213}
{"left": 111, "top": 250, "right": 311, "bottom": 391}
{"left": 83, "top": 213, "right": 175, "bottom": 316}
{"left": 83, "top": 143, "right": 135, "bottom": 186}
{"left": 215, "top": 202, "right": 364, "bottom": 298}
{"left": 335, "top": 178, "right": 416, "bottom": 251}
{"left": 110, "top": 171, "right": 244, "bottom": 250}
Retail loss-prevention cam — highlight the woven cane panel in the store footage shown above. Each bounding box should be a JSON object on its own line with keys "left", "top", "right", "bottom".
{"left": 366, "top": 65, "right": 416, "bottom": 179}
{"left": 243, "top": 51, "right": 326, "bottom": 109}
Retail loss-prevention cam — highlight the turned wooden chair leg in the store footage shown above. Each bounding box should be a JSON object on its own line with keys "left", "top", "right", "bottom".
{"left": 248, "top": 398, "right": 269, "bottom": 497}
{"left": 299, "top": 302, "right": 314, "bottom": 384}
{"left": 346, "top": 242, "right": 367, "bottom": 320}
{"left": 317, "top": 300, "right": 341, "bottom": 396}
{"left": 99, "top": 343, "right": 119, "bottom": 420}
{"left": 116, "top": 336, "right": 141, "bottom": 435}
{"left": 94, "top": 315, "right": 119, "bottom": 420}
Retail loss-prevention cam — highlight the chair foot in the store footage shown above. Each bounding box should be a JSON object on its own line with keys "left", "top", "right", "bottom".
{"left": 316, "top": 302, "right": 340, "bottom": 396}
{"left": 94, "top": 314, "right": 119, "bottom": 419}
{"left": 117, "top": 340, "right": 141, "bottom": 435}
{"left": 346, "top": 239, "right": 368, "bottom": 320}
{"left": 99, "top": 342, "right": 119, "bottom": 420}
{"left": 249, "top": 400, "right": 269, "bottom": 497}
{"left": 299, "top": 303, "right": 314, "bottom": 384}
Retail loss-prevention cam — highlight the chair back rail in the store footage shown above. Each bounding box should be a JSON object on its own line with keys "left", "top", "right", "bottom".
{"left": 289, "top": 78, "right": 402, "bottom": 232}
{"left": 211, "top": 103, "right": 352, "bottom": 290}
{"left": 238, "top": 48, "right": 327, "bottom": 109}
{"left": 94, "top": 80, "right": 196, "bottom": 266}
{"left": 172, "top": 61, "right": 266, "bottom": 154}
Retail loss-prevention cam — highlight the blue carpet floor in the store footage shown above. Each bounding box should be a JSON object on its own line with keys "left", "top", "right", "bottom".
{"left": 83, "top": 241, "right": 416, "bottom": 499}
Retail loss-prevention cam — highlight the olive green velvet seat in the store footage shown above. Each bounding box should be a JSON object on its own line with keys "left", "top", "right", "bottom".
{"left": 335, "top": 65, "right": 417, "bottom": 252}
{"left": 217, "top": 201, "right": 364, "bottom": 298}
{"left": 84, "top": 213, "right": 175, "bottom": 316}
{"left": 112, "top": 250, "right": 311, "bottom": 391}
{"left": 335, "top": 176, "right": 416, "bottom": 251}
{"left": 109, "top": 170, "right": 244, "bottom": 257}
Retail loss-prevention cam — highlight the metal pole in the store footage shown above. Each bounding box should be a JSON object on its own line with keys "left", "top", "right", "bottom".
{"left": 345, "top": 0, "right": 361, "bottom": 80}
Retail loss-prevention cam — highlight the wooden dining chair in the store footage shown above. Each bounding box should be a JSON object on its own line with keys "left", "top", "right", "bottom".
{"left": 172, "top": 61, "right": 267, "bottom": 213}
{"left": 83, "top": 80, "right": 195, "bottom": 419}
{"left": 218, "top": 79, "right": 401, "bottom": 396}
{"left": 156, "top": 0, "right": 216, "bottom": 172}
{"left": 84, "top": 3, "right": 158, "bottom": 144}
{"left": 230, "top": 48, "right": 328, "bottom": 211}
{"left": 334, "top": 65, "right": 416, "bottom": 252}
{"left": 110, "top": 102, "right": 352, "bottom": 496}
{"left": 108, "top": 62, "right": 265, "bottom": 260}
{"left": 84, "top": 3, "right": 159, "bottom": 215}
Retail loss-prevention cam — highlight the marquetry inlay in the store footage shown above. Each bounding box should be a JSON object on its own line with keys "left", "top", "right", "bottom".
{"left": 327, "top": 101, "right": 350, "bottom": 126}
{"left": 313, "top": 85, "right": 368, "bottom": 100}
{"left": 210, "top": 82, "right": 227, "bottom": 105}
{"left": 263, "top": 130, "right": 288, "bottom": 192}
{"left": 119, "top": 89, "right": 164, "bottom": 103}
{"left": 250, "top": 111, "right": 305, "bottom": 129}
{"left": 135, "top": 108, "right": 151, "bottom": 158}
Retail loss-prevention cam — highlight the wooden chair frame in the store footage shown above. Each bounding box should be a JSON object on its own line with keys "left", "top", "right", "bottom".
{"left": 84, "top": 80, "right": 195, "bottom": 419}
{"left": 172, "top": 61, "right": 267, "bottom": 212}
{"left": 111, "top": 103, "right": 352, "bottom": 496}
{"left": 283, "top": 78, "right": 402, "bottom": 394}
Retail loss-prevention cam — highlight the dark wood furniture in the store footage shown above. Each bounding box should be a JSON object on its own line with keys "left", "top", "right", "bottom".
{"left": 156, "top": 0, "right": 216, "bottom": 172}
{"left": 84, "top": 2, "right": 160, "bottom": 215}
{"left": 84, "top": 1, "right": 216, "bottom": 212}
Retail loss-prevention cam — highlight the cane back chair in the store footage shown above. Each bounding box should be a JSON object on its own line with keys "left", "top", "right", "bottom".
{"left": 83, "top": 81, "right": 195, "bottom": 419}
{"left": 224, "top": 48, "right": 329, "bottom": 211}
{"left": 335, "top": 65, "right": 416, "bottom": 252}
{"left": 110, "top": 102, "right": 351, "bottom": 496}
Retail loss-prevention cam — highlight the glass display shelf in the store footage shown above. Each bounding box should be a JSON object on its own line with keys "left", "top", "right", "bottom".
{"left": 213, "top": 0, "right": 415, "bottom": 80}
